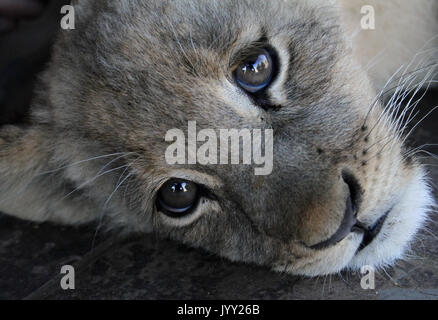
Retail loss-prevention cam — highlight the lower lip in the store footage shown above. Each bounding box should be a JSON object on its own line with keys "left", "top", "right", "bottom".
{"left": 354, "top": 208, "right": 392, "bottom": 251}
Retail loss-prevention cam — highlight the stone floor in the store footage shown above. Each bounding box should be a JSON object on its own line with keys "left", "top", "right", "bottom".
{"left": 1, "top": 89, "right": 437, "bottom": 300}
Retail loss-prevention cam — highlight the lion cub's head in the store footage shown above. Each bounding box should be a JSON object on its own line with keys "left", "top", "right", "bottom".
{"left": 39, "top": 0, "right": 434, "bottom": 276}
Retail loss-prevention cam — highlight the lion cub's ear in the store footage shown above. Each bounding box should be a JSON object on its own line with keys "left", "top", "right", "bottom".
{"left": 0, "top": 124, "right": 99, "bottom": 224}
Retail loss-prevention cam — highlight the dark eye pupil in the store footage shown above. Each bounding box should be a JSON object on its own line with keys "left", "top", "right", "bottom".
{"left": 157, "top": 179, "right": 199, "bottom": 217}
{"left": 234, "top": 49, "right": 274, "bottom": 93}
{"left": 242, "top": 55, "right": 269, "bottom": 74}
{"left": 171, "top": 182, "right": 187, "bottom": 193}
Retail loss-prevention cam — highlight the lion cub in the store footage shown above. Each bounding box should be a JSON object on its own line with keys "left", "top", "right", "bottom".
{"left": 0, "top": 0, "right": 437, "bottom": 276}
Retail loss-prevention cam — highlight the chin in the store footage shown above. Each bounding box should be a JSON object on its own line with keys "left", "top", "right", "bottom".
{"left": 347, "top": 167, "right": 434, "bottom": 271}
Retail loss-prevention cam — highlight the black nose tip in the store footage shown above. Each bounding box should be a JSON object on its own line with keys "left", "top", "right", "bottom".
{"left": 341, "top": 170, "right": 362, "bottom": 213}
{"left": 310, "top": 171, "right": 361, "bottom": 250}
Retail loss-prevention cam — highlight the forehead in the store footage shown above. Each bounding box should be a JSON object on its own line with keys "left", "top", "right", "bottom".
{"left": 69, "top": 0, "right": 343, "bottom": 121}
{"left": 78, "top": 0, "right": 340, "bottom": 91}
{"left": 95, "top": 0, "right": 336, "bottom": 54}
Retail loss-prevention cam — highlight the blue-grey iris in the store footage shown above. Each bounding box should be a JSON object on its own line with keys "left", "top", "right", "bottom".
{"left": 234, "top": 49, "right": 274, "bottom": 93}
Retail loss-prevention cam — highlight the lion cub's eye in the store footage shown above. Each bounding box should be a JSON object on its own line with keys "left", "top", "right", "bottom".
{"left": 233, "top": 48, "right": 274, "bottom": 93}
{"left": 157, "top": 179, "right": 199, "bottom": 217}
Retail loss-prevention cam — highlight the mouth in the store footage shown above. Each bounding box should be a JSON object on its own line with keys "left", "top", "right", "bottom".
{"left": 310, "top": 171, "right": 395, "bottom": 251}
{"left": 353, "top": 208, "right": 392, "bottom": 251}
{"left": 310, "top": 182, "right": 391, "bottom": 251}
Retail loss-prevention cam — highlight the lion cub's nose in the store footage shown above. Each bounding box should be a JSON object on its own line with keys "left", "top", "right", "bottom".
{"left": 310, "top": 171, "right": 361, "bottom": 250}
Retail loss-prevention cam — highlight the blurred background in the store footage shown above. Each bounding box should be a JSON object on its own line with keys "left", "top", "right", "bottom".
{"left": 0, "top": 0, "right": 69, "bottom": 125}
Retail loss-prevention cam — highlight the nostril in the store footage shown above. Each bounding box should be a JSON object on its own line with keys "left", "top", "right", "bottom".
{"left": 341, "top": 170, "right": 362, "bottom": 214}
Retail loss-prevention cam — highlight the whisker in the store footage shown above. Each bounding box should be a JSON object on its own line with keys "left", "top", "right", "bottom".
{"left": 37, "top": 152, "right": 133, "bottom": 176}
{"left": 92, "top": 171, "right": 135, "bottom": 248}
{"left": 401, "top": 105, "right": 438, "bottom": 146}
{"left": 60, "top": 164, "right": 130, "bottom": 201}
{"left": 167, "top": 19, "right": 198, "bottom": 75}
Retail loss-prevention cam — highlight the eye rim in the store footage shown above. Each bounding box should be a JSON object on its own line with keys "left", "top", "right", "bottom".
{"left": 232, "top": 47, "right": 276, "bottom": 94}
{"left": 156, "top": 178, "right": 201, "bottom": 219}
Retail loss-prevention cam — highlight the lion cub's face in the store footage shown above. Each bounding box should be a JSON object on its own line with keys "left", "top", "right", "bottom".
{"left": 45, "top": 0, "right": 433, "bottom": 275}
